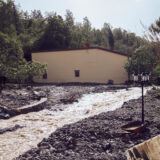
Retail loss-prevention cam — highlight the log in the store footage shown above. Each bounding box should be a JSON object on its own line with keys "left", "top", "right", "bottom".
{"left": 16, "top": 97, "right": 47, "bottom": 113}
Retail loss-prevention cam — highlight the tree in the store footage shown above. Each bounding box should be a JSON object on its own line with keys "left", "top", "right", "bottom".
{"left": 124, "top": 45, "right": 157, "bottom": 76}
{"left": 19, "top": 10, "right": 46, "bottom": 61}
{"left": 107, "top": 25, "right": 114, "bottom": 50}
{"left": 0, "top": 0, "right": 23, "bottom": 36}
{"left": 91, "top": 29, "right": 103, "bottom": 46}
{"left": 113, "top": 28, "right": 123, "bottom": 40}
{"left": 102, "top": 23, "right": 114, "bottom": 50}
{"left": 148, "top": 17, "right": 160, "bottom": 42}
{"left": 152, "top": 65, "right": 160, "bottom": 84}
{"left": 148, "top": 17, "right": 160, "bottom": 64}
{"left": 145, "top": 17, "right": 160, "bottom": 84}
{"left": 26, "top": 61, "right": 47, "bottom": 81}
{"left": 65, "top": 10, "right": 74, "bottom": 27}
{"left": 101, "top": 24, "right": 109, "bottom": 48}
{"left": 31, "top": 10, "right": 43, "bottom": 19}
{"left": 113, "top": 28, "right": 147, "bottom": 55}
{"left": 34, "top": 15, "right": 71, "bottom": 50}
{"left": 69, "top": 23, "right": 84, "bottom": 48}
{"left": 0, "top": 32, "right": 46, "bottom": 87}
{"left": 82, "top": 17, "right": 92, "bottom": 44}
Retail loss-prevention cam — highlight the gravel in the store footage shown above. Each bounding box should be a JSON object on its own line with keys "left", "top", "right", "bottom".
{"left": 14, "top": 89, "right": 160, "bottom": 160}
{"left": 0, "top": 85, "right": 128, "bottom": 119}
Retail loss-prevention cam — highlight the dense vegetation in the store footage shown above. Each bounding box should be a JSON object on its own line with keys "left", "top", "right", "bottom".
{"left": 0, "top": 0, "right": 148, "bottom": 58}
{"left": 0, "top": 0, "right": 160, "bottom": 85}
{"left": 0, "top": 0, "right": 46, "bottom": 88}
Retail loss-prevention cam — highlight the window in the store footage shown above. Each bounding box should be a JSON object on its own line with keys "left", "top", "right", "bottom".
{"left": 43, "top": 73, "right": 47, "bottom": 79}
{"left": 75, "top": 70, "right": 80, "bottom": 77}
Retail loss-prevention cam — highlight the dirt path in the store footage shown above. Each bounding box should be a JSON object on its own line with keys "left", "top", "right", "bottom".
{"left": 0, "top": 86, "right": 149, "bottom": 160}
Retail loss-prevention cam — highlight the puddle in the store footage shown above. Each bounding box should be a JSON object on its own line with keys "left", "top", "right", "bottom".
{"left": 0, "top": 87, "right": 151, "bottom": 160}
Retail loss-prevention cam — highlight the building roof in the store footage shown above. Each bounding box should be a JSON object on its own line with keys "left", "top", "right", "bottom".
{"left": 32, "top": 47, "right": 129, "bottom": 57}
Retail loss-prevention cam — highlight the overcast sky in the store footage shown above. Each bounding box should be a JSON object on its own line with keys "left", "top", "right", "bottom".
{"left": 14, "top": 0, "right": 160, "bottom": 36}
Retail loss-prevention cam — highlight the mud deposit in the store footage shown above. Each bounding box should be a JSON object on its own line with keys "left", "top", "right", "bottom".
{"left": 0, "top": 85, "right": 127, "bottom": 119}
{"left": 11, "top": 87, "right": 160, "bottom": 160}
{"left": 0, "top": 85, "right": 146, "bottom": 160}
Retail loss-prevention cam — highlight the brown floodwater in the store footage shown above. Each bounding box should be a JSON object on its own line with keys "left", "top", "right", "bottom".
{"left": 0, "top": 87, "right": 150, "bottom": 160}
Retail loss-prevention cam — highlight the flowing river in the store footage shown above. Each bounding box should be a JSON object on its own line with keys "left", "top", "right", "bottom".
{"left": 0, "top": 87, "right": 151, "bottom": 160}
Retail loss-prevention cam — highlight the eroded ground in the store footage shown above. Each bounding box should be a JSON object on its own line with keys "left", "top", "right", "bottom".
{"left": 0, "top": 85, "right": 158, "bottom": 160}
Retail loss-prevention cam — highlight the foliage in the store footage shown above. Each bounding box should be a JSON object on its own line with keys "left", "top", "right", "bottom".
{"left": 1, "top": 0, "right": 160, "bottom": 85}
{"left": 65, "top": 10, "right": 74, "bottom": 27}
{"left": 0, "top": 31, "right": 46, "bottom": 84}
{"left": 82, "top": 17, "right": 92, "bottom": 44}
{"left": 0, "top": 0, "right": 47, "bottom": 86}
{"left": 0, "top": 0, "right": 23, "bottom": 36}
{"left": 26, "top": 61, "right": 47, "bottom": 79}
{"left": 104, "top": 23, "right": 114, "bottom": 50}
{"left": 34, "top": 14, "right": 71, "bottom": 51}
{"left": 124, "top": 45, "right": 157, "bottom": 74}
{"left": 148, "top": 17, "right": 160, "bottom": 42}
{"left": 140, "top": 17, "right": 160, "bottom": 84}
{"left": 19, "top": 10, "right": 46, "bottom": 60}
{"left": 147, "top": 17, "right": 160, "bottom": 64}
{"left": 152, "top": 65, "right": 160, "bottom": 84}
{"left": 0, "top": 0, "right": 148, "bottom": 56}
{"left": 0, "top": 31, "right": 23, "bottom": 78}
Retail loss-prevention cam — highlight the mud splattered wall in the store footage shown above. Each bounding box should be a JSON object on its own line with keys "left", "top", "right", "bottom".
{"left": 32, "top": 48, "right": 128, "bottom": 84}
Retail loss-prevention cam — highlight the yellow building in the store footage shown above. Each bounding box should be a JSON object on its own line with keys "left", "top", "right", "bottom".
{"left": 32, "top": 47, "right": 128, "bottom": 84}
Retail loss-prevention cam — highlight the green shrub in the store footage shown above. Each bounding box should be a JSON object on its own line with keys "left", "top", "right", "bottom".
{"left": 152, "top": 65, "right": 160, "bottom": 84}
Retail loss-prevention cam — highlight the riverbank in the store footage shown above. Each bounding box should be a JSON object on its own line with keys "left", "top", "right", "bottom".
{"left": 12, "top": 87, "right": 160, "bottom": 160}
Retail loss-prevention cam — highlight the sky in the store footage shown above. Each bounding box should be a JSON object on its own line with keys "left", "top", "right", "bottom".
{"left": 14, "top": 0, "right": 160, "bottom": 36}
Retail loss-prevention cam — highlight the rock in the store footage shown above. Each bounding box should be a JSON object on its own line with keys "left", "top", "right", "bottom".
{"left": 26, "top": 86, "right": 32, "bottom": 90}
{"left": 85, "top": 110, "right": 90, "bottom": 114}
{"left": 0, "top": 112, "right": 10, "bottom": 119}
{"left": 124, "top": 117, "right": 133, "bottom": 121}
{"left": 5, "top": 86, "right": 160, "bottom": 160}
{"left": 156, "top": 123, "right": 160, "bottom": 129}
{"left": 102, "top": 141, "right": 111, "bottom": 151}
{"left": 0, "top": 124, "right": 23, "bottom": 135}
{"left": 90, "top": 136, "right": 96, "bottom": 141}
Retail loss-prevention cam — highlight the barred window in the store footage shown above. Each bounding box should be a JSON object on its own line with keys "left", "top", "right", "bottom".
{"left": 75, "top": 70, "right": 80, "bottom": 77}
{"left": 43, "top": 73, "right": 47, "bottom": 79}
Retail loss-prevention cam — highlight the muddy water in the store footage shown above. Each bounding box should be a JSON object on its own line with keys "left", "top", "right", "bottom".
{"left": 0, "top": 87, "right": 150, "bottom": 160}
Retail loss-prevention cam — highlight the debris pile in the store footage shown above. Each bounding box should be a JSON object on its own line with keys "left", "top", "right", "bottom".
{"left": 0, "top": 105, "right": 17, "bottom": 119}
{"left": 0, "top": 124, "right": 23, "bottom": 135}
{"left": 0, "top": 86, "right": 144, "bottom": 160}
{"left": 0, "top": 85, "right": 128, "bottom": 119}
{"left": 0, "top": 88, "right": 48, "bottom": 119}
{"left": 60, "top": 96, "right": 78, "bottom": 104}
{"left": 127, "top": 134, "right": 160, "bottom": 159}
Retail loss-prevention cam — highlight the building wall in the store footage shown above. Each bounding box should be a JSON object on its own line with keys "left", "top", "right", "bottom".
{"left": 32, "top": 49, "right": 128, "bottom": 84}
